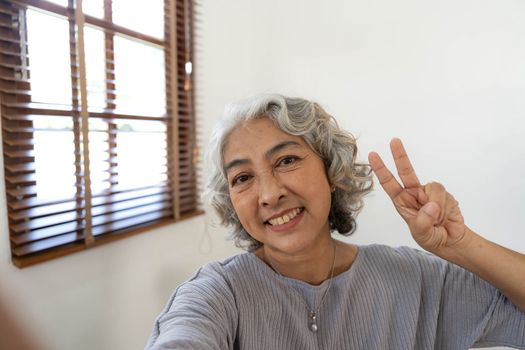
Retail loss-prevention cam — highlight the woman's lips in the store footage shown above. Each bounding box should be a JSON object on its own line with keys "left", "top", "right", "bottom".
{"left": 265, "top": 208, "right": 304, "bottom": 232}
{"left": 266, "top": 207, "right": 303, "bottom": 225}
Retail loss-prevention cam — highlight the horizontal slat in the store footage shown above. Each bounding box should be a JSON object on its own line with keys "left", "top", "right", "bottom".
{"left": 11, "top": 210, "right": 83, "bottom": 234}
{"left": 180, "top": 205, "right": 198, "bottom": 214}
{"left": 177, "top": 121, "right": 194, "bottom": 129}
{"left": 6, "top": 184, "right": 36, "bottom": 197}
{"left": 5, "top": 172, "right": 36, "bottom": 184}
{"left": 180, "top": 198, "right": 198, "bottom": 208}
{"left": 175, "top": 114, "right": 194, "bottom": 122}
{"left": 91, "top": 192, "right": 171, "bottom": 217}
{"left": 3, "top": 137, "right": 34, "bottom": 146}
{"left": 0, "top": 1, "right": 18, "bottom": 12}
{"left": 1, "top": 101, "right": 79, "bottom": 112}
{"left": 0, "top": 87, "right": 32, "bottom": 96}
{"left": 8, "top": 200, "right": 84, "bottom": 221}
{"left": 180, "top": 188, "right": 198, "bottom": 198}
{"left": 92, "top": 202, "right": 170, "bottom": 227}
{"left": 5, "top": 160, "right": 80, "bottom": 175}
{"left": 0, "top": 17, "right": 13, "bottom": 28}
{"left": 10, "top": 201, "right": 173, "bottom": 248}
{"left": 178, "top": 173, "right": 196, "bottom": 183}
{"left": 0, "top": 74, "right": 31, "bottom": 83}
{"left": 164, "top": 90, "right": 190, "bottom": 100}
{"left": 12, "top": 232, "right": 83, "bottom": 257}
{"left": 178, "top": 174, "right": 197, "bottom": 184}
{"left": 88, "top": 111, "right": 168, "bottom": 121}
{"left": 180, "top": 204, "right": 198, "bottom": 214}
{"left": 178, "top": 169, "right": 195, "bottom": 178}
{"left": 7, "top": 194, "right": 83, "bottom": 211}
{"left": 3, "top": 149, "right": 35, "bottom": 158}
{"left": 0, "top": 62, "right": 28, "bottom": 73}
{"left": 179, "top": 197, "right": 200, "bottom": 209}
{"left": 0, "top": 34, "right": 23, "bottom": 46}
{"left": 3, "top": 125, "right": 36, "bottom": 133}
{"left": 4, "top": 162, "right": 35, "bottom": 173}
{"left": 180, "top": 202, "right": 197, "bottom": 212}
{"left": 91, "top": 185, "right": 170, "bottom": 206}
{"left": 179, "top": 198, "right": 201, "bottom": 211}
{"left": 3, "top": 113, "right": 78, "bottom": 121}
{"left": 92, "top": 209, "right": 172, "bottom": 236}
{"left": 178, "top": 187, "right": 197, "bottom": 197}
{"left": 11, "top": 220, "right": 84, "bottom": 245}
{"left": 179, "top": 197, "right": 197, "bottom": 205}
{"left": 0, "top": 47, "right": 28, "bottom": 57}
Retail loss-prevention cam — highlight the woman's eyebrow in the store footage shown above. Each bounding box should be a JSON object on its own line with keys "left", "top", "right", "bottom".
{"left": 224, "top": 158, "right": 251, "bottom": 174}
{"left": 224, "top": 140, "right": 303, "bottom": 174}
{"left": 264, "top": 141, "right": 302, "bottom": 160}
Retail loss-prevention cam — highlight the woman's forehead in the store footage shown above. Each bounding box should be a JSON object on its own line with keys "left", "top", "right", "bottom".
{"left": 222, "top": 118, "right": 308, "bottom": 163}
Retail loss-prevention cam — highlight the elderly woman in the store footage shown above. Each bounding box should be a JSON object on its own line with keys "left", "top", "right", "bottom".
{"left": 146, "top": 94, "right": 525, "bottom": 349}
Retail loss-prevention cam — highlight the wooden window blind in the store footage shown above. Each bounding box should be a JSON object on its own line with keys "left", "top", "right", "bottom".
{"left": 0, "top": 0, "right": 199, "bottom": 268}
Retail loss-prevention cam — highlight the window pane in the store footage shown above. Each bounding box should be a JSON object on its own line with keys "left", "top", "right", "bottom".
{"left": 114, "top": 36, "right": 165, "bottom": 117}
{"left": 115, "top": 120, "right": 167, "bottom": 189}
{"left": 33, "top": 118, "right": 77, "bottom": 201}
{"left": 83, "top": 0, "right": 104, "bottom": 18}
{"left": 112, "top": 0, "right": 164, "bottom": 39}
{"left": 84, "top": 26, "right": 107, "bottom": 110}
{"left": 26, "top": 10, "right": 72, "bottom": 106}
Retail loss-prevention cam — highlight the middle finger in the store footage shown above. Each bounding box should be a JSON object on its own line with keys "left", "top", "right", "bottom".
{"left": 390, "top": 138, "right": 421, "bottom": 189}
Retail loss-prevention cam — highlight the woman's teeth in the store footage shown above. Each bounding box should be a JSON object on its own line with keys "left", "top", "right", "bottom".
{"left": 268, "top": 208, "right": 302, "bottom": 226}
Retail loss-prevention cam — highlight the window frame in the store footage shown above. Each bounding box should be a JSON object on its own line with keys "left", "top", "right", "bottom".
{"left": 0, "top": 0, "right": 200, "bottom": 268}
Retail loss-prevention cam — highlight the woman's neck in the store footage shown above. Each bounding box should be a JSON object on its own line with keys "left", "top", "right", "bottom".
{"left": 256, "top": 237, "right": 357, "bottom": 285}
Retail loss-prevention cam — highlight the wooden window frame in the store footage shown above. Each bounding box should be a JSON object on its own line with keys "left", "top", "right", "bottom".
{"left": 0, "top": 0, "right": 200, "bottom": 268}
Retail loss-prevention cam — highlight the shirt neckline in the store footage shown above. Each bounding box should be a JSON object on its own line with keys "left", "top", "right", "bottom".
{"left": 245, "top": 244, "right": 367, "bottom": 290}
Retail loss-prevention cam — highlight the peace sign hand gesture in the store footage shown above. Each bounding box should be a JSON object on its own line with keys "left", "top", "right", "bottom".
{"left": 368, "top": 138, "right": 468, "bottom": 253}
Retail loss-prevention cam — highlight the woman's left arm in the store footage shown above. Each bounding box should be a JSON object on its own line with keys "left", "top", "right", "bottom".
{"left": 369, "top": 138, "right": 525, "bottom": 311}
{"left": 442, "top": 226, "right": 525, "bottom": 311}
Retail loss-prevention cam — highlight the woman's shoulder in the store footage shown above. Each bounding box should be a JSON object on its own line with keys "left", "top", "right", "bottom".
{"left": 358, "top": 243, "right": 443, "bottom": 262}
{"left": 197, "top": 252, "right": 258, "bottom": 277}
{"left": 163, "top": 254, "right": 252, "bottom": 312}
{"left": 179, "top": 253, "right": 260, "bottom": 291}
{"left": 354, "top": 244, "right": 450, "bottom": 277}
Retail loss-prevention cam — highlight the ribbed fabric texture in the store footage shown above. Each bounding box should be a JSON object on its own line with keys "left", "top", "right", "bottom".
{"left": 145, "top": 244, "right": 525, "bottom": 350}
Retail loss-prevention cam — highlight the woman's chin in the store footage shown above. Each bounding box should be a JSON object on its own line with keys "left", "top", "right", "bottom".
{"left": 262, "top": 235, "right": 326, "bottom": 256}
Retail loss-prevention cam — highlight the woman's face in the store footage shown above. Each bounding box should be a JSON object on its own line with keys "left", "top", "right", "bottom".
{"left": 223, "top": 117, "right": 332, "bottom": 255}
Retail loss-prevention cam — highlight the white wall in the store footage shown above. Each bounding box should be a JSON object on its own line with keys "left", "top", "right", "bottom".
{"left": 247, "top": 0, "right": 525, "bottom": 254}
{"left": 0, "top": 216, "right": 238, "bottom": 350}
{"left": 0, "top": 0, "right": 524, "bottom": 349}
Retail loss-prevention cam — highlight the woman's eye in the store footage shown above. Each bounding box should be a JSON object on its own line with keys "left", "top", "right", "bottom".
{"left": 232, "top": 174, "right": 250, "bottom": 186}
{"left": 278, "top": 156, "right": 298, "bottom": 166}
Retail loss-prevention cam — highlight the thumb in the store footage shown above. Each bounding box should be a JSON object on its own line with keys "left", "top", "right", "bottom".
{"left": 411, "top": 202, "right": 440, "bottom": 235}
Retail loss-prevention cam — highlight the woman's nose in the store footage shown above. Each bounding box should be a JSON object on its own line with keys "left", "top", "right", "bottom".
{"left": 258, "top": 173, "right": 286, "bottom": 207}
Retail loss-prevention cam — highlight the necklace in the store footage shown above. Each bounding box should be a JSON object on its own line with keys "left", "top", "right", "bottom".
{"left": 267, "top": 240, "right": 337, "bottom": 333}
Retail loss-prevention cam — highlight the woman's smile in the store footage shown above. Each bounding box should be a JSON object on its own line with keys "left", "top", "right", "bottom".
{"left": 265, "top": 207, "right": 305, "bottom": 232}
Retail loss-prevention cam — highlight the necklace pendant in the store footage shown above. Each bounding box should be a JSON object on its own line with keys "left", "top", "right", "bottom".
{"left": 309, "top": 311, "right": 318, "bottom": 333}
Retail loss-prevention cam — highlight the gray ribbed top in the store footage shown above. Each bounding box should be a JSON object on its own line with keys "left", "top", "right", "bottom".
{"left": 146, "top": 244, "right": 525, "bottom": 350}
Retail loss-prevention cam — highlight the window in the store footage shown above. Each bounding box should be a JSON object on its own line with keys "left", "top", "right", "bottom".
{"left": 0, "top": 0, "right": 198, "bottom": 267}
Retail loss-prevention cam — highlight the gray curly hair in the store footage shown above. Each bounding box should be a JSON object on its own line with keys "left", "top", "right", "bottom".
{"left": 204, "top": 94, "right": 373, "bottom": 251}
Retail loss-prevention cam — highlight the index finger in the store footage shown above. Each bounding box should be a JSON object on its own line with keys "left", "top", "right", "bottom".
{"left": 368, "top": 151, "right": 403, "bottom": 199}
{"left": 390, "top": 138, "right": 421, "bottom": 189}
